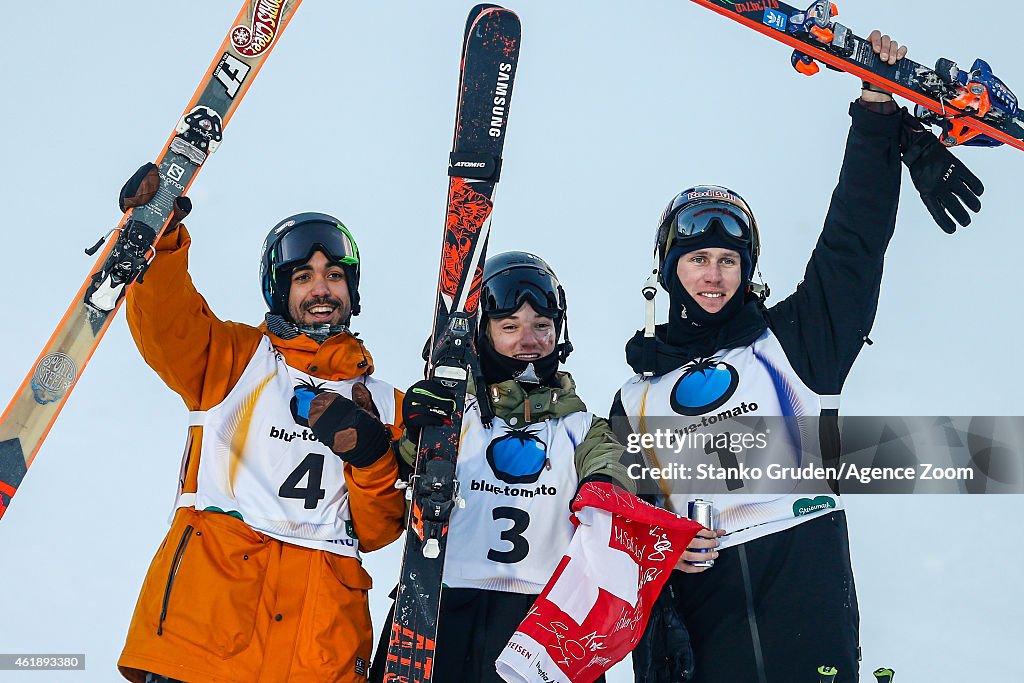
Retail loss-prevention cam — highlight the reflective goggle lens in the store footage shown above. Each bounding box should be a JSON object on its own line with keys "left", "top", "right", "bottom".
{"left": 482, "top": 268, "right": 561, "bottom": 319}
{"left": 672, "top": 202, "right": 752, "bottom": 244}
{"left": 274, "top": 221, "right": 359, "bottom": 266}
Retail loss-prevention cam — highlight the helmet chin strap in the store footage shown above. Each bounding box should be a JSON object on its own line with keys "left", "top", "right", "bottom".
{"left": 556, "top": 290, "right": 573, "bottom": 363}
{"left": 749, "top": 264, "right": 771, "bottom": 301}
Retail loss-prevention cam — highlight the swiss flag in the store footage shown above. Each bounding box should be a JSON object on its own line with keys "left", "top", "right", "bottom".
{"left": 496, "top": 482, "right": 702, "bottom": 683}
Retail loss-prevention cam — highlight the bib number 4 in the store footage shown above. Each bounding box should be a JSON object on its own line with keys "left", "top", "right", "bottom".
{"left": 278, "top": 453, "right": 327, "bottom": 509}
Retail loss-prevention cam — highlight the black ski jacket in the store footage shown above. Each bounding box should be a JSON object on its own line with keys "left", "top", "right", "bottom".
{"left": 621, "top": 99, "right": 902, "bottom": 683}
{"left": 615, "top": 100, "right": 902, "bottom": 417}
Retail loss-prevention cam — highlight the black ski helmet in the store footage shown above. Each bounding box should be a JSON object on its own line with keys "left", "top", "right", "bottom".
{"left": 480, "top": 251, "right": 572, "bottom": 361}
{"left": 260, "top": 212, "right": 361, "bottom": 318}
{"left": 655, "top": 185, "right": 761, "bottom": 289}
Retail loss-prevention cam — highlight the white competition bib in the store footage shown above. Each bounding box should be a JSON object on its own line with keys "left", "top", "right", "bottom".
{"left": 619, "top": 330, "right": 842, "bottom": 548}
{"left": 179, "top": 336, "right": 396, "bottom": 558}
{"left": 444, "top": 401, "right": 591, "bottom": 594}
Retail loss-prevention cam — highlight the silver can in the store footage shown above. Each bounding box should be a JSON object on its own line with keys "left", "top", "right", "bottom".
{"left": 687, "top": 499, "right": 716, "bottom": 568}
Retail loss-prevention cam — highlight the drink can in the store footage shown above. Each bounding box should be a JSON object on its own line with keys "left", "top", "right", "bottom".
{"left": 687, "top": 499, "right": 716, "bottom": 568}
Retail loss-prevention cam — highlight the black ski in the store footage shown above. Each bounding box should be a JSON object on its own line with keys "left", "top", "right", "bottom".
{"left": 383, "top": 5, "right": 521, "bottom": 682}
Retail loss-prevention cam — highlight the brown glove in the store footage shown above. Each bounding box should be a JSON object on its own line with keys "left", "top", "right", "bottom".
{"left": 119, "top": 162, "right": 192, "bottom": 231}
{"left": 308, "top": 384, "right": 391, "bottom": 468}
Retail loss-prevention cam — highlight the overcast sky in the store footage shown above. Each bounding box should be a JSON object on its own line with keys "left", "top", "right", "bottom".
{"left": 1, "top": 1, "right": 1021, "bottom": 681}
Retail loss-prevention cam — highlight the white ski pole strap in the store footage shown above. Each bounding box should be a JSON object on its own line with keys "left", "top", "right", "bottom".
{"left": 188, "top": 411, "right": 207, "bottom": 427}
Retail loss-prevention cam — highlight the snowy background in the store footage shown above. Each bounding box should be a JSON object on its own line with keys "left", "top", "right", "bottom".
{"left": 1, "top": 1, "right": 1022, "bottom": 681}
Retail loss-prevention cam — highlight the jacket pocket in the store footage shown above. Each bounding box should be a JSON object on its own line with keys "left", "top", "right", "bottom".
{"left": 157, "top": 524, "right": 194, "bottom": 636}
{"left": 310, "top": 553, "right": 372, "bottom": 671}
{"left": 157, "top": 512, "right": 269, "bottom": 658}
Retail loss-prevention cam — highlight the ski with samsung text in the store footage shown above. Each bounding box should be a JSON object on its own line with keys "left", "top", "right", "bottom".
{"left": 384, "top": 5, "right": 521, "bottom": 682}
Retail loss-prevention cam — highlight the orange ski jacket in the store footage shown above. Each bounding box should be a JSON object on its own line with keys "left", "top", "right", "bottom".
{"left": 117, "top": 226, "right": 405, "bottom": 683}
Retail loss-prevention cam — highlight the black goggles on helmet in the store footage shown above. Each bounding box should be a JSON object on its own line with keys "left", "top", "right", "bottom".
{"left": 665, "top": 201, "right": 755, "bottom": 253}
{"left": 272, "top": 221, "right": 359, "bottom": 269}
{"left": 481, "top": 267, "right": 563, "bottom": 320}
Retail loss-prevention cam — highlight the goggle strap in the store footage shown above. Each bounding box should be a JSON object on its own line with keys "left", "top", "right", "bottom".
{"left": 334, "top": 222, "right": 360, "bottom": 263}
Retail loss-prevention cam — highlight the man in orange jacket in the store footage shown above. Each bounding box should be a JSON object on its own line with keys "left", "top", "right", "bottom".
{"left": 115, "top": 164, "right": 406, "bottom": 683}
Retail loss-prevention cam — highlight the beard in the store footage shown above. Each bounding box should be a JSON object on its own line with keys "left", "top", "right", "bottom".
{"left": 289, "top": 295, "right": 350, "bottom": 326}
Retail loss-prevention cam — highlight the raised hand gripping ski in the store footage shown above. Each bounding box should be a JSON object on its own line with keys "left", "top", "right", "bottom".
{"left": 384, "top": 5, "right": 521, "bottom": 682}
{"left": 690, "top": 0, "right": 1023, "bottom": 152}
{"left": 0, "top": 0, "right": 302, "bottom": 522}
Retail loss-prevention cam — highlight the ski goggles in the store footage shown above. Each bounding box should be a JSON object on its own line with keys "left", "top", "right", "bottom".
{"left": 664, "top": 201, "right": 756, "bottom": 253}
{"left": 273, "top": 220, "right": 360, "bottom": 268}
{"left": 481, "top": 266, "right": 563, "bottom": 320}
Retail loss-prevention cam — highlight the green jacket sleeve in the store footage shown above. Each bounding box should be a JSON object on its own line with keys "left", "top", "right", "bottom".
{"left": 574, "top": 416, "right": 636, "bottom": 494}
{"left": 398, "top": 434, "right": 417, "bottom": 469}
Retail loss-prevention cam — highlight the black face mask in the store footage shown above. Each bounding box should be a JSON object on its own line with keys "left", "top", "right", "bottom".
{"left": 666, "top": 272, "right": 747, "bottom": 342}
{"left": 478, "top": 330, "right": 560, "bottom": 387}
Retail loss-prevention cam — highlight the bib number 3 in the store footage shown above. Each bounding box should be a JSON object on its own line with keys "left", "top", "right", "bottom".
{"left": 488, "top": 507, "right": 530, "bottom": 564}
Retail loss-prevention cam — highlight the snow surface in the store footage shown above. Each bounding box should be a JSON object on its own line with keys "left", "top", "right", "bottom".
{"left": 0, "top": 2, "right": 1021, "bottom": 682}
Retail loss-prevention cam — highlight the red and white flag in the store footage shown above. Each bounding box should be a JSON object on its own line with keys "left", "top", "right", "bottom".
{"left": 496, "top": 482, "right": 702, "bottom": 683}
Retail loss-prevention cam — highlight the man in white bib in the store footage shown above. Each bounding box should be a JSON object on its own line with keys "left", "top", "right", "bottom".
{"left": 616, "top": 32, "right": 984, "bottom": 683}
{"left": 115, "top": 164, "right": 406, "bottom": 683}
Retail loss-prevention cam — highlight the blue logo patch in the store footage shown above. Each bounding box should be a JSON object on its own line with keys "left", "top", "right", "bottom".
{"left": 290, "top": 378, "right": 327, "bottom": 426}
{"left": 670, "top": 357, "right": 740, "bottom": 416}
{"left": 763, "top": 8, "right": 787, "bottom": 31}
{"left": 486, "top": 428, "right": 548, "bottom": 484}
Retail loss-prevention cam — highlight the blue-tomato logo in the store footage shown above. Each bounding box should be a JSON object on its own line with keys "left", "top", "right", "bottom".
{"left": 669, "top": 357, "right": 740, "bottom": 416}
{"left": 290, "top": 378, "right": 328, "bottom": 427}
{"left": 486, "top": 428, "right": 549, "bottom": 484}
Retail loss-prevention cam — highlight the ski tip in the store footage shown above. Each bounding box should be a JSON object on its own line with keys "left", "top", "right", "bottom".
{"left": 465, "top": 4, "right": 519, "bottom": 27}
{"left": 464, "top": 4, "right": 500, "bottom": 38}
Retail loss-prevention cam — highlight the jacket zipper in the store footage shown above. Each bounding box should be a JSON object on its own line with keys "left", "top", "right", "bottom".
{"left": 157, "top": 524, "right": 194, "bottom": 636}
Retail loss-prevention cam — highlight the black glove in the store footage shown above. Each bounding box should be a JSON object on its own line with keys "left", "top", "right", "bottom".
{"left": 308, "top": 384, "right": 391, "bottom": 468}
{"left": 120, "top": 162, "right": 192, "bottom": 230}
{"left": 402, "top": 379, "right": 457, "bottom": 443}
{"left": 632, "top": 583, "right": 694, "bottom": 683}
{"left": 900, "top": 110, "right": 984, "bottom": 234}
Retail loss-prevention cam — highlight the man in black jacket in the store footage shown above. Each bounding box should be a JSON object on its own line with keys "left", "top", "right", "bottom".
{"left": 615, "top": 32, "right": 984, "bottom": 683}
